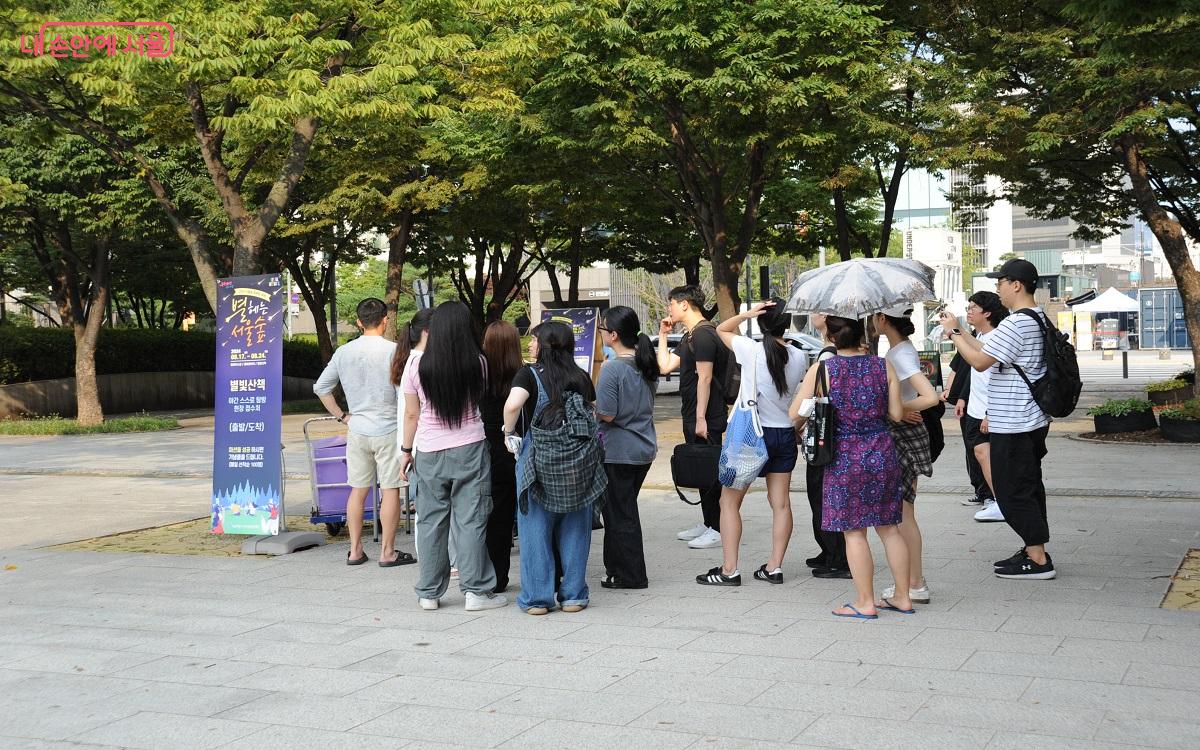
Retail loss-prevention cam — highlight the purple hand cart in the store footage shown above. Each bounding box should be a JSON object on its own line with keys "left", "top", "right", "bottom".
{"left": 304, "top": 417, "right": 380, "bottom": 538}
{"left": 303, "top": 417, "right": 414, "bottom": 538}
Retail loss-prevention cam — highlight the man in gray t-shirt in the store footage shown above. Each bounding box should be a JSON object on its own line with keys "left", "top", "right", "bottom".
{"left": 314, "top": 298, "right": 415, "bottom": 569}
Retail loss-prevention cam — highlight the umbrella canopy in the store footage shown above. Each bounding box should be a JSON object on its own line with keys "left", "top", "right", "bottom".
{"left": 784, "top": 257, "right": 937, "bottom": 318}
{"left": 1071, "top": 287, "right": 1137, "bottom": 313}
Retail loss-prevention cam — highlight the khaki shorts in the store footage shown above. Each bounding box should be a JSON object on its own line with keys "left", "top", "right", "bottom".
{"left": 346, "top": 431, "right": 402, "bottom": 489}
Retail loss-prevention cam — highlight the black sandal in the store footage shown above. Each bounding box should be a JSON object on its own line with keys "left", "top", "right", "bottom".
{"left": 378, "top": 550, "right": 417, "bottom": 567}
{"left": 347, "top": 551, "right": 369, "bottom": 566}
{"left": 753, "top": 564, "right": 783, "bottom": 584}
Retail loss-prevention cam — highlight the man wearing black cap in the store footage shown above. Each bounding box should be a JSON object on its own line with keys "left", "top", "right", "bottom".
{"left": 938, "top": 258, "right": 1056, "bottom": 580}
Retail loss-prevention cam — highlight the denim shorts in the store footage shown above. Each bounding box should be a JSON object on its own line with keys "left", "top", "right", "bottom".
{"left": 759, "top": 426, "right": 799, "bottom": 475}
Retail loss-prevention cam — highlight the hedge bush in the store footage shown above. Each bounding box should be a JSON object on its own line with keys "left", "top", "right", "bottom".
{"left": 0, "top": 327, "right": 324, "bottom": 385}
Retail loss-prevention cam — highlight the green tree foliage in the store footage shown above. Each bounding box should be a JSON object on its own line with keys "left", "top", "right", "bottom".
{"left": 0, "top": 117, "right": 165, "bottom": 424}
{"left": 0, "top": 0, "right": 517, "bottom": 311}
{"left": 946, "top": 0, "right": 1200, "bottom": 392}
{"left": 534, "top": 0, "right": 894, "bottom": 319}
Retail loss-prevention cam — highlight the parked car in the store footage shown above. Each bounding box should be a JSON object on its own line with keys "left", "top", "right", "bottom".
{"left": 648, "top": 333, "right": 685, "bottom": 394}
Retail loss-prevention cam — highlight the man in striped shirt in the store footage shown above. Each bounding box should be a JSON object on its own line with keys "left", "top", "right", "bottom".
{"left": 938, "top": 259, "right": 1056, "bottom": 581}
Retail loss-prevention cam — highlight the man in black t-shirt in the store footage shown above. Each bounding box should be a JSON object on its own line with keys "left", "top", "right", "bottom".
{"left": 656, "top": 285, "right": 730, "bottom": 550}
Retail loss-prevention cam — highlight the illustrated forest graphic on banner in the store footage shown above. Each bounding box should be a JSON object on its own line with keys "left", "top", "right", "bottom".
{"left": 211, "top": 274, "right": 284, "bottom": 535}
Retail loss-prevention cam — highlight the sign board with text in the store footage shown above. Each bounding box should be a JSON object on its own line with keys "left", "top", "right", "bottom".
{"left": 541, "top": 307, "right": 603, "bottom": 384}
{"left": 211, "top": 274, "right": 284, "bottom": 535}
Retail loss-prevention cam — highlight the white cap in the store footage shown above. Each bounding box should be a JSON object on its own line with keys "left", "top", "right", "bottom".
{"left": 880, "top": 304, "right": 914, "bottom": 317}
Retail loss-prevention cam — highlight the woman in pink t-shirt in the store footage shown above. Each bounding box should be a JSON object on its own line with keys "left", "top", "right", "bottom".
{"left": 399, "top": 302, "right": 508, "bottom": 613}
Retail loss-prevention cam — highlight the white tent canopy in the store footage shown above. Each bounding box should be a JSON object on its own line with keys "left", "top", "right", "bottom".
{"left": 1072, "top": 287, "right": 1138, "bottom": 313}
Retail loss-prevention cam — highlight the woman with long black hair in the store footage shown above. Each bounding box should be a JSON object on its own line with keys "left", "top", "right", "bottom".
{"left": 595, "top": 306, "right": 658, "bottom": 590}
{"left": 398, "top": 302, "right": 507, "bottom": 612}
{"left": 479, "top": 320, "right": 523, "bottom": 593}
{"left": 501, "top": 320, "right": 602, "bottom": 615}
{"left": 696, "top": 299, "right": 807, "bottom": 586}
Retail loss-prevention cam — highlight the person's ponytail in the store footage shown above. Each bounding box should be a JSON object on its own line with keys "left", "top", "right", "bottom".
{"left": 759, "top": 297, "right": 792, "bottom": 396}
{"left": 633, "top": 333, "right": 657, "bottom": 384}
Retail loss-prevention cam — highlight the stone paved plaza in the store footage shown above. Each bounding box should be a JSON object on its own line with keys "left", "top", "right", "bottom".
{"left": 2, "top": 393, "right": 1199, "bottom": 749}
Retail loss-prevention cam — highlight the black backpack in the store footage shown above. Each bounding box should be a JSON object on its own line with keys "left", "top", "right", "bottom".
{"left": 1010, "top": 308, "right": 1082, "bottom": 418}
{"left": 689, "top": 320, "right": 739, "bottom": 405}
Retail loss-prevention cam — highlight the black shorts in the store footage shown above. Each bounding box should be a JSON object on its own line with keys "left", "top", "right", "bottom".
{"left": 962, "top": 414, "right": 990, "bottom": 449}
{"left": 759, "top": 426, "right": 799, "bottom": 475}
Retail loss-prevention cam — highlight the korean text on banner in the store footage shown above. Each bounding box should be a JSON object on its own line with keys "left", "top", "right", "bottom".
{"left": 542, "top": 307, "right": 601, "bottom": 381}
{"left": 211, "top": 274, "right": 284, "bottom": 535}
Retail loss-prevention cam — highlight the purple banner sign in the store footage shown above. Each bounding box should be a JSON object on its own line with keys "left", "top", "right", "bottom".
{"left": 211, "top": 274, "right": 284, "bottom": 535}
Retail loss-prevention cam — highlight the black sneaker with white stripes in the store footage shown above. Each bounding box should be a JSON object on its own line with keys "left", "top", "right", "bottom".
{"left": 696, "top": 566, "right": 741, "bottom": 586}
{"left": 994, "top": 554, "right": 1056, "bottom": 580}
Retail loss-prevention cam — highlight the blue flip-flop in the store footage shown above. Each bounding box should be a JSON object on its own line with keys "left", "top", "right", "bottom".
{"left": 832, "top": 603, "right": 878, "bottom": 620}
{"left": 877, "top": 598, "right": 916, "bottom": 614}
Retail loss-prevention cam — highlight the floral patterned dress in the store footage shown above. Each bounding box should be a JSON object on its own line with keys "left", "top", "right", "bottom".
{"left": 821, "top": 355, "right": 903, "bottom": 532}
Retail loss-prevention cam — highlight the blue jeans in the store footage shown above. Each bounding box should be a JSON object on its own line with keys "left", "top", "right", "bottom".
{"left": 516, "top": 496, "right": 591, "bottom": 611}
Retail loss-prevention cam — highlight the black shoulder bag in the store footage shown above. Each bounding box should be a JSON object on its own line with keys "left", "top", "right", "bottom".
{"left": 801, "top": 360, "right": 836, "bottom": 466}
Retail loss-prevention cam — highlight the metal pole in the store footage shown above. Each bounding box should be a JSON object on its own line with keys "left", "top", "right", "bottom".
{"left": 1122, "top": 350, "right": 1128, "bottom": 379}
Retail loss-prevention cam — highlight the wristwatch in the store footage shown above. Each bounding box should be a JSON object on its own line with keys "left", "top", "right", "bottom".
{"left": 949, "top": 328, "right": 962, "bottom": 338}
{"left": 400, "top": 446, "right": 413, "bottom": 454}
{"left": 336, "top": 412, "right": 348, "bottom": 423}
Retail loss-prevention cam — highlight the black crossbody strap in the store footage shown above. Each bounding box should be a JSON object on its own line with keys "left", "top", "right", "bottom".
{"left": 1009, "top": 308, "right": 1047, "bottom": 397}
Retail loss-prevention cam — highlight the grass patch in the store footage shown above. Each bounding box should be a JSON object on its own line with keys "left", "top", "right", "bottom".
{"left": 51, "top": 515, "right": 321, "bottom": 556}
{"left": 0, "top": 413, "right": 179, "bottom": 435}
{"left": 1162, "top": 548, "right": 1200, "bottom": 611}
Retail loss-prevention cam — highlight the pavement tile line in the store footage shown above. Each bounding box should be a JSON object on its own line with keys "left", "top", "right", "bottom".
{"left": 4, "top": 465, "right": 1200, "bottom": 500}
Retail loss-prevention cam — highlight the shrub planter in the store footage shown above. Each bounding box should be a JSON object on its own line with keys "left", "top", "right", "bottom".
{"left": 1148, "top": 386, "right": 1191, "bottom": 406}
{"left": 1160, "top": 417, "right": 1200, "bottom": 443}
{"left": 1094, "top": 410, "right": 1158, "bottom": 434}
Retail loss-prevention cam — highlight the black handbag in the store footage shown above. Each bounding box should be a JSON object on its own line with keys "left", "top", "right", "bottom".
{"left": 802, "top": 360, "right": 836, "bottom": 467}
{"left": 670, "top": 442, "right": 721, "bottom": 505}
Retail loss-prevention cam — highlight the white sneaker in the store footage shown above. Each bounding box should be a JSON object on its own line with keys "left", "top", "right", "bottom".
{"left": 465, "top": 591, "right": 508, "bottom": 611}
{"left": 677, "top": 522, "right": 708, "bottom": 541}
{"left": 418, "top": 598, "right": 439, "bottom": 610}
{"left": 687, "top": 528, "right": 722, "bottom": 549}
{"left": 882, "top": 581, "right": 931, "bottom": 604}
{"left": 975, "top": 500, "right": 1005, "bottom": 523}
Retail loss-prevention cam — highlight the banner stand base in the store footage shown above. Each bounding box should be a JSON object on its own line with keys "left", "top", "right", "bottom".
{"left": 241, "top": 531, "right": 324, "bottom": 556}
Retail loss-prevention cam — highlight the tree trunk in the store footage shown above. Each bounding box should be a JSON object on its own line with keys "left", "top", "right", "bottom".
{"left": 383, "top": 210, "right": 414, "bottom": 340}
{"left": 1118, "top": 134, "right": 1200, "bottom": 397}
{"left": 130, "top": 295, "right": 145, "bottom": 328}
{"left": 566, "top": 226, "right": 583, "bottom": 304}
{"left": 310, "top": 297, "right": 335, "bottom": 363}
{"left": 73, "top": 239, "right": 110, "bottom": 427}
{"left": 545, "top": 263, "right": 565, "bottom": 306}
{"left": 709, "top": 244, "right": 741, "bottom": 322}
{"left": 683, "top": 256, "right": 702, "bottom": 287}
{"left": 833, "top": 188, "right": 854, "bottom": 262}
